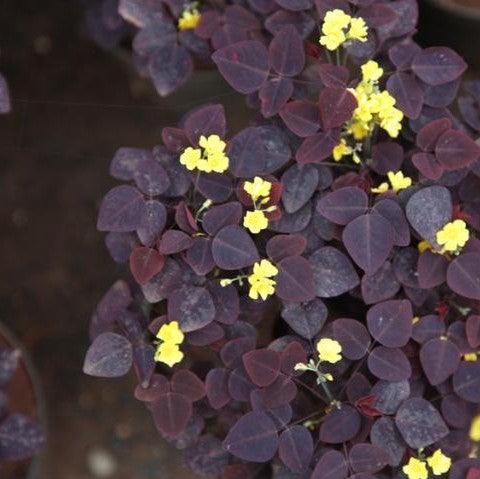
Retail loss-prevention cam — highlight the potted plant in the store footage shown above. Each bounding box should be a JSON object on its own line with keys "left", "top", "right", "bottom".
{"left": 84, "top": 0, "right": 480, "bottom": 477}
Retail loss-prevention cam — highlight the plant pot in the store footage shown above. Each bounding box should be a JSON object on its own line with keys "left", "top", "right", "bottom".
{"left": 0, "top": 322, "right": 45, "bottom": 479}
{"left": 420, "top": 0, "right": 480, "bottom": 70}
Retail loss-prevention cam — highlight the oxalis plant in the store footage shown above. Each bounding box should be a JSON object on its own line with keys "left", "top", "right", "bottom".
{"left": 84, "top": 1, "right": 480, "bottom": 478}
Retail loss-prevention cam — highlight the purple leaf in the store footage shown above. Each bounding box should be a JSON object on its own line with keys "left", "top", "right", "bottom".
{"left": 405, "top": 186, "right": 452, "bottom": 246}
{"left": 137, "top": 200, "right": 167, "bottom": 247}
{"left": 205, "top": 368, "right": 230, "bottom": 409}
{"left": 259, "top": 77, "right": 294, "bottom": 118}
{"left": 83, "top": 332, "right": 133, "bottom": 377}
{"left": 296, "top": 130, "right": 340, "bottom": 164}
{"left": 223, "top": 411, "right": 279, "bottom": 462}
{"left": 466, "top": 315, "right": 480, "bottom": 348}
{"left": 185, "top": 237, "right": 215, "bottom": 276}
{"left": 319, "top": 405, "right": 361, "bottom": 444}
{"left": 276, "top": 256, "right": 316, "bottom": 302}
{"left": 187, "top": 322, "right": 224, "bottom": 346}
{"left": 184, "top": 104, "right": 226, "bottom": 146}
{"left": 349, "top": 443, "right": 390, "bottom": 474}
{"left": 149, "top": 44, "right": 193, "bottom": 97}
{"left": 417, "top": 250, "right": 448, "bottom": 288}
{"left": 342, "top": 214, "right": 394, "bottom": 276}
{"left": 97, "top": 185, "right": 145, "bottom": 232}
{"left": 203, "top": 202, "right": 243, "bottom": 236}
{"left": 318, "top": 64, "right": 349, "bottom": 88}
{"left": 388, "top": 40, "right": 421, "bottom": 69}
{"left": 370, "top": 142, "right": 403, "bottom": 175}
{"left": 278, "top": 426, "right": 313, "bottom": 473}
{"left": 171, "top": 369, "right": 206, "bottom": 402}
{"left": 269, "top": 25, "right": 305, "bottom": 77}
{"left": 310, "top": 246, "right": 360, "bottom": 297}
{"left": 361, "top": 261, "right": 400, "bottom": 305}
{"left": 168, "top": 286, "right": 215, "bottom": 332}
{"left": 133, "top": 158, "right": 170, "bottom": 195}
{"left": 158, "top": 230, "right": 193, "bottom": 255}
{"left": 0, "top": 415, "right": 45, "bottom": 460}
{"left": 386, "top": 72, "right": 423, "bottom": 119}
{"left": 152, "top": 392, "right": 192, "bottom": 437}
{"left": 317, "top": 187, "right": 368, "bottom": 226}
{"left": 453, "top": 361, "right": 480, "bottom": 403}
{"left": 0, "top": 74, "right": 11, "bottom": 114}
{"left": 395, "top": 397, "right": 449, "bottom": 448}
{"left": 332, "top": 318, "right": 370, "bottom": 360}
{"left": 281, "top": 298, "right": 327, "bottom": 339}
{"left": 110, "top": 147, "right": 151, "bottom": 181}
{"left": 134, "top": 374, "right": 170, "bottom": 402}
{"left": 312, "top": 450, "right": 348, "bottom": 479}
{"left": 412, "top": 152, "right": 444, "bottom": 180}
{"left": 212, "top": 225, "right": 259, "bottom": 270}
{"left": 280, "top": 100, "right": 320, "bottom": 137}
{"left": 129, "top": 246, "right": 165, "bottom": 285}
{"left": 366, "top": 299, "right": 413, "bottom": 348}
{"left": 412, "top": 314, "right": 445, "bottom": 344}
{"left": 416, "top": 117, "right": 452, "bottom": 152}
{"left": 208, "top": 280, "right": 240, "bottom": 325}
{"left": 265, "top": 10, "right": 316, "bottom": 38}
{"left": 420, "top": 337, "right": 460, "bottom": 386}
{"left": 243, "top": 348, "right": 280, "bottom": 387}
{"left": 447, "top": 253, "right": 480, "bottom": 300}
{"left": 372, "top": 199, "right": 410, "bottom": 247}
{"left": 368, "top": 346, "right": 411, "bottom": 382}
{"left": 221, "top": 337, "right": 256, "bottom": 369}
{"left": 319, "top": 87, "right": 357, "bottom": 129}
{"left": 266, "top": 234, "right": 307, "bottom": 263}
{"left": 370, "top": 417, "right": 406, "bottom": 467}
{"left": 197, "top": 172, "right": 233, "bottom": 203}
{"left": 371, "top": 380, "right": 410, "bottom": 415}
{"left": 212, "top": 41, "right": 270, "bottom": 94}
{"left": 281, "top": 164, "right": 319, "bottom": 214}
{"left": 435, "top": 129, "right": 480, "bottom": 170}
{"left": 270, "top": 202, "right": 312, "bottom": 233}
{"left": 411, "top": 47, "right": 467, "bottom": 86}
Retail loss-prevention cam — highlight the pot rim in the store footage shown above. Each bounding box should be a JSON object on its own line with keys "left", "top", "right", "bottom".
{"left": 425, "top": 0, "right": 480, "bottom": 20}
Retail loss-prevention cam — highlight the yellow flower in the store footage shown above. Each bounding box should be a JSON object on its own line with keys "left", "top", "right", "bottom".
{"left": 464, "top": 352, "right": 478, "bottom": 361}
{"left": 333, "top": 138, "right": 352, "bottom": 161}
{"left": 387, "top": 171, "right": 412, "bottom": 193}
{"left": 403, "top": 458, "right": 428, "bottom": 479}
{"left": 178, "top": 8, "right": 201, "bottom": 31}
{"left": 243, "top": 177, "right": 272, "bottom": 202}
{"left": 248, "top": 259, "right": 278, "bottom": 301}
{"left": 418, "top": 240, "right": 433, "bottom": 254}
{"left": 427, "top": 449, "right": 451, "bottom": 476}
{"left": 470, "top": 415, "right": 480, "bottom": 442}
{"left": 361, "top": 60, "right": 384, "bottom": 83}
{"left": 317, "top": 338, "right": 343, "bottom": 364}
{"left": 436, "top": 219, "right": 470, "bottom": 253}
{"left": 347, "top": 17, "right": 368, "bottom": 42}
{"left": 180, "top": 147, "right": 202, "bottom": 170}
{"left": 154, "top": 342, "right": 184, "bottom": 367}
{"left": 349, "top": 121, "right": 370, "bottom": 140}
{"left": 320, "top": 30, "right": 346, "bottom": 51}
{"left": 323, "top": 9, "right": 351, "bottom": 32}
{"left": 371, "top": 182, "right": 389, "bottom": 194}
{"left": 156, "top": 321, "right": 184, "bottom": 345}
{"left": 244, "top": 210, "right": 269, "bottom": 234}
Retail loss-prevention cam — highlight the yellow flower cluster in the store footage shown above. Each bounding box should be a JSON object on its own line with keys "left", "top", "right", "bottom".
{"left": 471, "top": 415, "right": 480, "bottom": 442}
{"left": 317, "top": 338, "right": 343, "bottom": 364}
{"left": 403, "top": 450, "right": 451, "bottom": 479}
{"left": 178, "top": 7, "right": 201, "bottom": 31}
{"left": 154, "top": 321, "right": 184, "bottom": 367}
{"left": 243, "top": 177, "right": 274, "bottom": 234}
{"left": 371, "top": 171, "right": 412, "bottom": 194}
{"left": 436, "top": 219, "right": 470, "bottom": 253}
{"left": 348, "top": 60, "right": 404, "bottom": 139}
{"left": 319, "top": 9, "right": 368, "bottom": 51}
{"left": 180, "top": 135, "right": 229, "bottom": 173}
{"left": 248, "top": 259, "right": 278, "bottom": 300}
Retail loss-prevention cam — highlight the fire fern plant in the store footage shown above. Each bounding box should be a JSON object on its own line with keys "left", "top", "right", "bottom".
{"left": 84, "top": 0, "right": 480, "bottom": 477}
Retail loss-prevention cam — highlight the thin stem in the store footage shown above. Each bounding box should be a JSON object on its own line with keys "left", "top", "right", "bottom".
{"left": 335, "top": 49, "right": 341, "bottom": 66}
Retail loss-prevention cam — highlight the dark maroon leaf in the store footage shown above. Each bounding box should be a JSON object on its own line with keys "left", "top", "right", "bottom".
{"left": 134, "top": 374, "right": 170, "bottom": 402}
{"left": 269, "top": 26, "right": 304, "bottom": 77}
{"left": 319, "top": 87, "right": 357, "bottom": 129}
{"left": 185, "top": 237, "right": 215, "bottom": 276}
{"left": 342, "top": 214, "right": 394, "bottom": 276}
{"left": 332, "top": 318, "right": 370, "bottom": 360}
{"left": 203, "top": 202, "right": 243, "bottom": 236}
{"left": 346, "top": 373, "right": 371, "bottom": 404}
{"left": 441, "top": 395, "right": 472, "bottom": 429}
{"left": 435, "top": 129, "right": 480, "bottom": 170}
{"left": 161, "top": 127, "right": 189, "bottom": 153}
{"left": 259, "top": 78, "right": 294, "bottom": 118}
{"left": 266, "top": 234, "right": 307, "bottom": 263}
{"left": 197, "top": 173, "right": 233, "bottom": 203}
{"left": 411, "top": 47, "right": 467, "bottom": 86}
{"left": 168, "top": 286, "right": 215, "bottom": 332}
{"left": 395, "top": 397, "right": 449, "bottom": 448}
{"left": 212, "top": 41, "right": 269, "bottom": 94}
{"left": 276, "top": 256, "right": 315, "bottom": 302}
{"left": 187, "top": 322, "right": 224, "bottom": 346}
{"left": 416, "top": 117, "right": 451, "bottom": 152}
{"left": 212, "top": 225, "right": 259, "bottom": 270}
{"left": 242, "top": 348, "right": 280, "bottom": 387}
{"left": 453, "top": 361, "right": 480, "bottom": 403}
{"left": 223, "top": 411, "right": 279, "bottom": 462}
{"left": 420, "top": 337, "right": 460, "bottom": 386}
{"left": 252, "top": 375, "right": 297, "bottom": 409}
{"left": 281, "top": 298, "right": 327, "bottom": 339}
{"left": 388, "top": 39, "right": 421, "bottom": 69}
{"left": 367, "top": 299, "right": 413, "bottom": 348}
{"left": 221, "top": 337, "right": 256, "bottom": 369}
{"left": 137, "top": 200, "right": 167, "bottom": 247}
{"left": 141, "top": 258, "right": 183, "bottom": 303}
{"left": 386, "top": 72, "right": 423, "bottom": 119}
{"left": 318, "top": 64, "right": 349, "bottom": 88}
{"left": 319, "top": 405, "right": 361, "bottom": 444}
{"left": 412, "top": 152, "right": 444, "bottom": 180}
{"left": 372, "top": 199, "right": 410, "bottom": 247}
{"left": 158, "top": 230, "right": 193, "bottom": 255}
{"left": 264, "top": 10, "right": 316, "bottom": 38}
{"left": 417, "top": 250, "right": 448, "bottom": 288}
{"left": 208, "top": 281, "right": 239, "bottom": 325}
{"left": 270, "top": 202, "right": 312, "bottom": 233}
{"left": 318, "top": 187, "right": 368, "bottom": 226}
{"left": 466, "top": 315, "right": 480, "bottom": 348}
{"left": 405, "top": 186, "right": 452, "bottom": 246}
{"left": 175, "top": 201, "right": 198, "bottom": 234}
{"left": 129, "top": 246, "right": 165, "bottom": 285}
{"left": 281, "top": 164, "right": 319, "bottom": 214}
{"left": 205, "top": 368, "right": 230, "bottom": 409}
{"left": 171, "top": 369, "right": 206, "bottom": 402}
{"left": 278, "top": 426, "right": 313, "bottom": 473}
{"left": 280, "top": 341, "right": 308, "bottom": 375}
{"left": 149, "top": 44, "right": 193, "bottom": 97}
{"left": 311, "top": 449, "right": 348, "bottom": 479}
{"left": 371, "top": 380, "right": 410, "bottom": 415}
{"left": 184, "top": 104, "right": 226, "bottom": 146}
{"left": 370, "top": 142, "right": 403, "bottom": 175}
{"left": 279, "top": 101, "right": 320, "bottom": 137}
{"left": 276, "top": 0, "right": 312, "bottom": 10}
{"left": 310, "top": 246, "right": 360, "bottom": 297}
{"left": 296, "top": 130, "right": 341, "bottom": 164}
{"left": 97, "top": 185, "right": 145, "bottom": 232}
{"left": 370, "top": 417, "right": 406, "bottom": 467}
{"left": 349, "top": 443, "right": 390, "bottom": 473}
{"left": 368, "top": 346, "right": 411, "bottom": 382}
{"left": 153, "top": 392, "right": 193, "bottom": 437}
{"left": 447, "top": 253, "right": 480, "bottom": 300}
{"left": 0, "top": 415, "right": 45, "bottom": 460}
{"left": 83, "top": 332, "right": 132, "bottom": 378}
